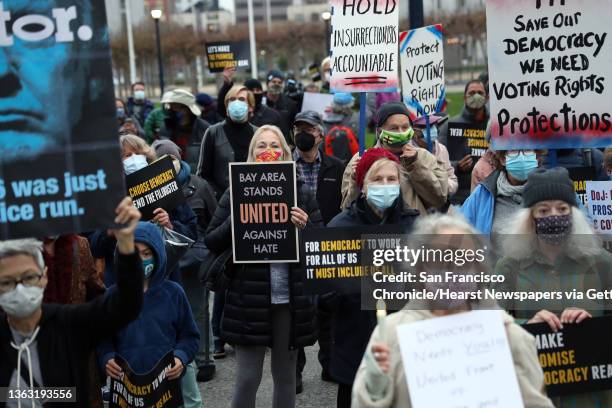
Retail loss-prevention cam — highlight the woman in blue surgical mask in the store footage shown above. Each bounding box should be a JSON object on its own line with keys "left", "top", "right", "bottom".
{"left": 460, "top": 149, "right": 540, "bottom": 236}
{"left": 326, "top": 148, "right": 420, "bottom": 408}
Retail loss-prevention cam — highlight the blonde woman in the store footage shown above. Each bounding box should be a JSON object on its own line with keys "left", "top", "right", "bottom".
{"left": 204, "top": 125, "right": 323, "bottom": 408}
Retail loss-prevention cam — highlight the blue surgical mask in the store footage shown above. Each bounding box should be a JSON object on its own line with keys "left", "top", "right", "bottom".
{"left": 505, "top": 152, "right": 538, "bottom": 181}
{"left": 123, "top": 154, "right": 148, "bottom": 175}
{"left": 228, "top": 100, "right": 249, "bottom": 123}
{"left": 425, "top": 126, "right": 438, "bottom": 143}
{"left": 116, "top": 108, "right": 125, "bottom": 119}
{"left": 134, "top": 90, "right": 146, "bottom": 101}
{"left": 366, "top": 184, "right": 400, "bottom": 211}
{"left": 142, "top": 258, "right": 155, "bottom": 278}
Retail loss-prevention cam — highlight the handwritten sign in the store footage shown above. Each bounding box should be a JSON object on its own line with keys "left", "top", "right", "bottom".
{"left": 329, "top": 0, "right": 399, "bottom": 93}
{"left": 229, "top": 162, "right": 298, "bottom": 263}
{"left": 486, "top": 0, "right": 612, "bottom": 150}
{"left": 125, "top": 156, "right": 184, "bottom": 221}
{"left": 397, "top": 310, "right": 524, "bottom": 407}
{"left": 400, "top": 25, "right": 446, "bottom": 121}
{"left": 586, "top": 180, "right": 612, "bottom": 236}
{"left": 523, "top": 316, "right": 612, "bottom": 396}
{"left": 109, "top": 352, "right": 182, "bottom": 408}
{"left": 205, "top": 41, "right": 250, "bottom": 73}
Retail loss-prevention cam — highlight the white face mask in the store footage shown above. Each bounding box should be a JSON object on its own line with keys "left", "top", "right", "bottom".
{"left": 123, "top": 154, "right": 148, "bottom": 175}
{"left": 0, "top": 284, "right": 44, "bottom": 318}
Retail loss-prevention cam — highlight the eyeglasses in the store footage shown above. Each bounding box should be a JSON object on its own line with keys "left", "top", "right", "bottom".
{"left": 506, "top": 150, "right": 535, "bottom": 159}
{"left": 0, "top": 274, "right": 43, "bottom": 294}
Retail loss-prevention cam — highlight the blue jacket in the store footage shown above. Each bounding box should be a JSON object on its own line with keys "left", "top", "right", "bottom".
{"left": 97, "top": 222, "right": 200, "bottom": 374}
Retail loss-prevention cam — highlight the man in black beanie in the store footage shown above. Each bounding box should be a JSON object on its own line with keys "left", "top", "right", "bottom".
{"left": 340, "top": 102, "right": 449, "bottom": 214}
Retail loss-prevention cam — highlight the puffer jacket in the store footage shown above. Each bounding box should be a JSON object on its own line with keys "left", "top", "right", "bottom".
{"left": 204, "top": 180, "right": 323, "bottom": 348}
{"left": 341, "top": 145, "right": 449, "bottom": 214}
{"left": 352, "top": 303, "right": 555, "bottom": 408}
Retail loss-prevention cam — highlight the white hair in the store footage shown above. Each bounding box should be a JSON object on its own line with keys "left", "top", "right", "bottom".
{"left": 412, "top": 212, "right": 479, "bottom": 236}
{"left": 0, "top": 239, "right": 45, "bottom": 271}
{"left": 501, "top": 207, "right": 602, "bottom": 259}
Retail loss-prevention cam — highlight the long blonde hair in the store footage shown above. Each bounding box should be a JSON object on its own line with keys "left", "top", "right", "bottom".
{"left": 247, "top": 125, "right": 292, "bottom": 163}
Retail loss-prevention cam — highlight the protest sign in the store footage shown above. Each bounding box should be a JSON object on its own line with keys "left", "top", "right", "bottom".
{"left": 300, "top": 92, "right": 334, "bottom": 116}
{"left": 0, "top": 0, "right": 125, "bottom": 239}
{"left": 486, "top": 0, "right": 612, "bottom": 150}
{"left": 301, "top": 226, "right": 402, "bottom": 294}
{"left": 586, "top": 180, "right": 612, "bottom": 236}
{"left": 397, "top": 310, "right": 524, "bottom": 407}
{"left": 446, "top": 122, "right": 489, "bottom": 162}
{"left": 125, "top": 156, "right": 184, "bottom": 221}
{"left": 400, "top": 25, "right": 446, "bottom": 121}
{"left": 205, "top": 41, "right": 250, "bottom": 73}
{"left": 229, "top": 162, "right": 298, "bottom": 263}
{"left": 568, "top": 166, "right": 597, "bottom": 207}
{"left": 523, "top": 316, "right": 612, "bottom": 396}
{"left": 329, "top": 0, "right": 399, "bottom": 93}
{"left": 109, "top": 352, "right": 182, "bottom": 408}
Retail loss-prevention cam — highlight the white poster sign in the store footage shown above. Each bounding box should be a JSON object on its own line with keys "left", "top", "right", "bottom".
{"left": 301, "top": 92, "right": 334, "bottom": 116}
{"left": 397, "top": 310, "right": 523, "bottom": 408}
{"left": 586, "top": 180, "right": 612, "bottom": 236}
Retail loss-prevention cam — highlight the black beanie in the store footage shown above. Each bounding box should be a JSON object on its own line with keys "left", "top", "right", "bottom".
{"left": 522, "top": 167, "right": 577, "bottom": 208}
{"left": 244, "top": 78, "right": 263, "bottom": 91}
{"left": 376, "top": 102, "right": 411, "bottom": 128}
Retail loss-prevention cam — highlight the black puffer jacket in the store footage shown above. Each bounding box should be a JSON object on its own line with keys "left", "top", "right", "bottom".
{"left": 328, "top": 196, "right": 419, "bottom": 385}
{"left": 205, "top": 180, "right": 323, "bottom": 348}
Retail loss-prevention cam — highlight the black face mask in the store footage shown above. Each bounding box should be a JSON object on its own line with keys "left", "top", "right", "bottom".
{"left": 254, "top": 93, "right": 264, "bottom": 108}
{"left": 295, "top": 132, "right": 316, "bottom": 152}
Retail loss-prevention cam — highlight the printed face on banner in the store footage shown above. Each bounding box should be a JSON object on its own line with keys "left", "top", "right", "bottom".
{"left": 0, "top": 0, "right": 124, "bottom": 238}
{"left": 329, "top": 0, "right": 399, "bottom": 93}
{"left": 486, "top": 0, "right": 612, "bottom": 150}
{"left": 400, "top": 25, "right": 446, "bottom": 121}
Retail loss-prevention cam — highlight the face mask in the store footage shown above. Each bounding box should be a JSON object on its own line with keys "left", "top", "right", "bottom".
{"left": 505, "top": 152, "right": 538, "bottom": 181}
{"left": 173, "top": 110, "right": 185, "bottom": 123}
{"left": 380, "top": 128, "right": 414, "bottom": 146}
{"left": 366, "top": 184, "right": 400, "bottom": 211}
{"left": 295, "top": 132, "right": 316, "bottom": 152}
{"left": 268, "top": 83, "right": 282, "bottom": 95}
{"left": 466, "top": 93, "right": 486, "bottom": 110}
{"left": 254, "top": 93, "right": 264, "bottom": 107}
{"left": 535, "top": 214, "right": 573, "bottom": 246}
{"left": 123, "top": 154, "right": 148, "bottom": 175}
{"left": 255, "top": 149, "right": 282, "bottom": 162}
{"left": 228, "top": 100, "right": 249, "bottom": 123}
{"left": 134, "top": 90, "right": 146, "bottom": 101}
{"left": 142, "top": 258, "right": 155, "bottom": 279}
{"left": 116, "top": 108, "right": 125, "bottom": 119}
{"left": 0, "top": 284, "right": 44, "bottom": 318}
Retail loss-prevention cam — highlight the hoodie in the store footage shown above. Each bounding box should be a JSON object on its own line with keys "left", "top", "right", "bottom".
{"left": 97, "top": 222, "right": 200, "bottom": 374}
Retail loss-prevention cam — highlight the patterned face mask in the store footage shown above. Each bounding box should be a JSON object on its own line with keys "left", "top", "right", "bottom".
{"left": 534, "top": 214, "right": 572, "bottom": 245}
{"left": 255, "top": 149, "right": 282, "bottom": 162}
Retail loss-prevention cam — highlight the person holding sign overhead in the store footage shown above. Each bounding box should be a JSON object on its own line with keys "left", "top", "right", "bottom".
{"left": 328, "top": 148, "right": 420, "bottom": 408}
{"left": 341, "top": 102, "right": 449, "bottom": 215}
{"left": 351, "top": 213, "right": 554, "bottom": 408}
{"left": 204, "top": 125, "right": 322, "bottom": 408}
{"left": 496, "top": 167, "right": 612, "bottom": 408}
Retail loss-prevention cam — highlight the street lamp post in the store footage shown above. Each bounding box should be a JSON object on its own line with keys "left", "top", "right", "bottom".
{"left": 321, "top": 11, "right": 331, "bottom": 56}
{"left": 151, "top": 9, "right": 165, "bottom": 97}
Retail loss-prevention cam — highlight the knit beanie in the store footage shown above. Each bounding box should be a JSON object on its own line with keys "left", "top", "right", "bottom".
{"left": 151, "top": 139, "right": 182, "bottom": 160}
{"left": 522, "top": 167, "right": 577, "bottom": 208}
{"left": 267, "top": 70, "right": 284, "bottom": 82}
{"left": 244, "top": 78, "right": 263, "bottom": 91}
{"left": 355, "top": 148, "right": 400, "bottom": 189}
{"left": 376, "top": 102, "right": 411, "bottom": 128}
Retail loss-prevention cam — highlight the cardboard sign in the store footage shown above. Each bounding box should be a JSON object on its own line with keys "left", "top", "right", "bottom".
{"left": 229, "top": 162, "right": 298, "bottom": 263}
{"left": 109, "top": 352, "right": 182, "bottom": 408}
{"left": 205, "top": 41, "right": 250, "bottom": 73}
{"left": 300, "top": 92, "right": 334, "bottom": 116}
{"left": 397, "top": 310, "right": 524, "bottom": 407}
{"left": 0, "top": 0, "right": 125, "bottom": 239}
{"left": 329, "top": 0, "right": 399, "bottom": 93}
{"left": 486, "top": 0, "right": 612, "bottom": 150}
{"left": 400, "top": 25, "right": 446, "bottom": 121}
{"left": 586, "top": 180, "right": 612, "bottom": 236}
{"left": 125, "top": 156, "right": 184, "bottom": 220}
{"left": 301, "top": 226, "right": 402, "bottom": 294}
{"left": 523, "top": 316, "right": 612, "bottom": 396}
{"left": 446, "top": 122, "right": 489, "bottom": 162}
{"left": 568, "top": 166, "right": 597, "bottom": 207}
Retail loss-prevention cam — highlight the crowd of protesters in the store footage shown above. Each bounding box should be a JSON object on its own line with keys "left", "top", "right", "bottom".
{"left": 1, "top": 58, "right": 611, "bottom": 408}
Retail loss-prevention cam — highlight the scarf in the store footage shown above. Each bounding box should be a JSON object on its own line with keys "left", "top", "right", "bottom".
{"left": 496, "top": 171, "right": 524, "bottom": 205}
